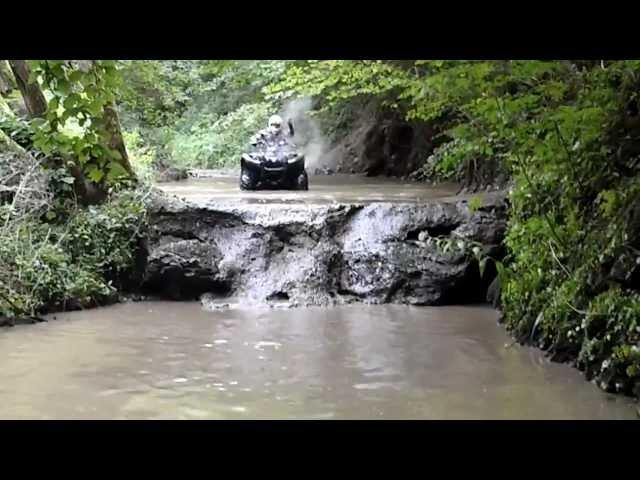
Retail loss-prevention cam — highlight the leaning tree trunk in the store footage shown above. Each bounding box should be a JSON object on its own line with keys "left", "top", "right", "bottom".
{"left": 0, "top": 125, "right": 27, "bottom": 156}
{"left": 76, "top": 60, "right": 134, "bottom": 180}
{"left": 8, "top": 60, "right": 47, "bottom": 118}
{"left": 71, "top": 101, "right": 135, "bottom": 204}
{"left": 102, "top": 101, "right": 134, "bottom": 177}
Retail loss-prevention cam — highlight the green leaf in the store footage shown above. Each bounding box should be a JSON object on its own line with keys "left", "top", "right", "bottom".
{"left": 479, "top": 258, "right": 488, "bottom": 278}
{"left": 86, "top": 166, "right": 105, "bottom": 183}
{"left": 48, "top": 97, "right": 59, "bottom": 112}
{"left": 107, "top": 148, "right": 123, "bottom": 161}
{"left": 30, "top": 118, "right": 46, "bottom": 128}
{"left": 63, "top": 94, "right": 81, "bottom": 110}
{"left": 68, "top": 70, "right": 83, "bottom": 83}
{"left": 106, "top": 161, "right": 129, "bottom": 180}
{"left": 87, "top": 100, "right": 104, "bottom": 116}
{"left": 56, "top": 78, "right": 71, "bottom": 96}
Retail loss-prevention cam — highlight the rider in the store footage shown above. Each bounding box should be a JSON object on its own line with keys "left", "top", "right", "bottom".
{"left": 250, "top": 114, "right": 295, "bottom": 147}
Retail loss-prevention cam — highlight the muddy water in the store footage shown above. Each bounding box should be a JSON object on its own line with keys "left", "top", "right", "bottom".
{"left": 0, "top": 302, "right": 635, "bottom": 419}
{"left": 157, "top": 174, "right": 463, "bottom": 205}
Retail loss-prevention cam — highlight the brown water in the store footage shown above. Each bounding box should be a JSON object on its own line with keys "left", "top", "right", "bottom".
{"left": 0, "top": 302, "right": 635, "bottom": 419}
{"left": 157, "top": 174, "right": 463, "bottom": 205}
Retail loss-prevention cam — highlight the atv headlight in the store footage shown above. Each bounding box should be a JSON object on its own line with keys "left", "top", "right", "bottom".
{"left": 288, "top": 154, "right": 302, "bottom": 164}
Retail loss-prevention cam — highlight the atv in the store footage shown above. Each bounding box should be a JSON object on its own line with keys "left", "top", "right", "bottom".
{"left": 240, "top": 139, "right": 309, "bottom": 191}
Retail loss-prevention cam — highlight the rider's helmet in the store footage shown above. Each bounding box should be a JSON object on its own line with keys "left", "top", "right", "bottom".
{"left": 268, "top": 115, "right": 283, "bottom": 135}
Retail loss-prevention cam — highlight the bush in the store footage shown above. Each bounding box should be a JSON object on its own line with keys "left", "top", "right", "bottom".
{"left": 0, "top": 187, "right": 148, "bottom": 318}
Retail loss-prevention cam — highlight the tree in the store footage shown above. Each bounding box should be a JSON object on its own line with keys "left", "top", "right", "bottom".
{"left": 6, "top": 60, "right": 136, "bottom": 204}
{"left": 8, "top": 60, "right": 47, "bottom": 117}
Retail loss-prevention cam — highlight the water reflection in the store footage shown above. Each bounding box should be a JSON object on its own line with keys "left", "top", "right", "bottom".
{"left": 0, "top": 301, "right": 635, "bottom": 419}
{"left": 157, "top": 174, "right": 462, "bottom": 205}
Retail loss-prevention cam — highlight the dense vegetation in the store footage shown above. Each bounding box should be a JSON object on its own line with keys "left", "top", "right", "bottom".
{"left": 117, "top": 60, "right": 292, "bottom": 171}
{"left": 260, "top": 60, "right": 640, "bottom": 397}
{"left": 0, "top": 59, "right": 638, "bottom": 398}
{"left": 0, "top": 60, "right": 146, "bottom": 322}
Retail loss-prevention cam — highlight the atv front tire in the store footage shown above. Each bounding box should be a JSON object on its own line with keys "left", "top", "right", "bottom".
{"left": 294, "top": 171, "right": 309, "bottom": 191}
{"left": 240, "top": 167, "right": 258, "bottom": 190}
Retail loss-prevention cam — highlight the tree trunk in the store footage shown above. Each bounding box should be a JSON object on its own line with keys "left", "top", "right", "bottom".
{"left": 8, "top": 60, "right": 47, "bottom": 118}
{"left": 81, "top": 60, "right": 135, "bottom": 180}
{"left": 0, "top": 61, "right": 15, "bottom": 97}
{"left": 69, "top": 163, "right": 108, "bottom": 205}
{"left": 102, "top": 101, "right": 134, "bottom": 177}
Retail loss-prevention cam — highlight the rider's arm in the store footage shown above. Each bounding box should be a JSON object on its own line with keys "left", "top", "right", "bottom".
{"left": 250, "top": 131, "right": 265, "bottom": 146}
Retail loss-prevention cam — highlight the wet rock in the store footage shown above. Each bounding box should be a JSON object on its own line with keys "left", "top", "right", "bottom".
{"left": 486, "top": 276, "right": 501, "bottom": 308}
{"left": 0, "top": 316, "right": 46, "bottom": 327}
{"left": 314, "top": 166, "right": 335, "bottom": 176}
{"left": 144, "top": 191, "right": 508, "bottom": 307}
{"left": 118, "top": 292, "right": 153, "bottom": 303}
{"left": 156, "top": 167, "right": 188, "bottom": 183}
{"left": 143, "top": 237, "right": 230, "bottom": 300}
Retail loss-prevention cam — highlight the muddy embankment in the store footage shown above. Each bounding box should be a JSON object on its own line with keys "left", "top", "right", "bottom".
{"left": 309, "top": 100, "right": 509, "bottom": 193}
{"left": 140, "top": 186, "right": 508, "bottom": 309}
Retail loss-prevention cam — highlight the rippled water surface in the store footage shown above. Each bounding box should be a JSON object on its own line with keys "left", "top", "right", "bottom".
{"left": 0, "top": 302, "right": 636, "bottom": 419}
{"left": 157, "top": 174, "right": 463, "bottom": 204}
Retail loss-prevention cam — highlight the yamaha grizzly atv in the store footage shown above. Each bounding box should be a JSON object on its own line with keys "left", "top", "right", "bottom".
{"left": 240, "top": 139, "right": 309, "bottom": 191}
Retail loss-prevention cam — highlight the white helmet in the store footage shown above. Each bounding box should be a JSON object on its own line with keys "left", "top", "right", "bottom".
{"left": 268, "top": 114, "right": 283, "bottom": 133}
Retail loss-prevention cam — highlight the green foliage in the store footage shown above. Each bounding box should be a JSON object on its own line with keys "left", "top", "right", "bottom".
{"left": 169, "top": 102, "right": 271, "bottom": 168}
{"left": 28, "top": 60, "right": 132, "bottom": 185}
{"left": 0, "top": 187, "right": 148, "bottom": 318}
{"left": 118, "top": 60, "right": 200, "bottom": 129}
{"left": 118, "top": 60, "right": 292, "bottom": 170}
{"left": 271, "top": 60, "right": 640, "bottom": 395}
{"left": 423, "top": 234, "right": 493, "bottom": 279}
{"left": 196, "top": 60, "right": 289, "bottom": 115}
{"left": 122, "top": 129, "right": 155, "bottom": 180}
{"left": 265, "top": 60, "right": 407, "bottom": 106}
{"left": 62, "top": 188, "right": 147, "bottom": 276}
{"left": 495, "top": 62, "right": 640, "bottom": 396}
{"left": 0, "top": 105, "right": 34, "bottom": 149}
{"left": 0, "top": 220, "right": 111, "bottom": 315}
